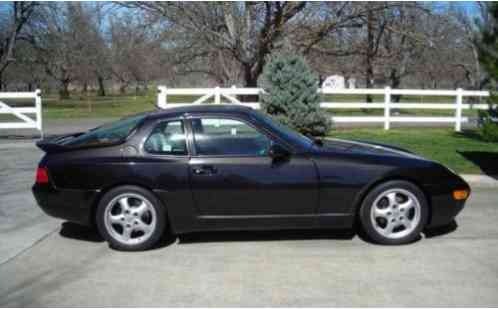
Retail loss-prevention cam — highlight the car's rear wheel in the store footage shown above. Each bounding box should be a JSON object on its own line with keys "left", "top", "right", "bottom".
{"left": 359, "top": 180, "right": 428, "bottom": 245}
{"left": 96, "top": 186, "right": 166, "bottom": 251}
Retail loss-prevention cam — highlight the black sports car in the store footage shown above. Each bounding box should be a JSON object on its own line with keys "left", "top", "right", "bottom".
{"left": 33, "top": 105, "right": 470, "bottom": 250}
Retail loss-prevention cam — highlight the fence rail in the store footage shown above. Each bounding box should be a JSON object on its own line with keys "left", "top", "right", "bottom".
{"left": 157, "top": 86, "right": 490, "bottom": 131}
{"left": 0, "top": 90, "right": 43, "bottom": 135}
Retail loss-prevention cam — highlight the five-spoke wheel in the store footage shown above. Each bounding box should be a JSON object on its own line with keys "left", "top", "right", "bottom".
{"left": 104, "top": 193, "right": 157, "bottom": 245}
{"left": 360, "top": 180, "right": 428, "bottom": 245}
{"left": 96, "top": 186, "right": 166, "bottom": 251}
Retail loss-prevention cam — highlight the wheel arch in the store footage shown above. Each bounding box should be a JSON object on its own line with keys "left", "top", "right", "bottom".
{"left": 352, "top": 174, "right": 432, "bottom": 225}
{"left": 89, "top": 182, "right": 170, "bottom": 228}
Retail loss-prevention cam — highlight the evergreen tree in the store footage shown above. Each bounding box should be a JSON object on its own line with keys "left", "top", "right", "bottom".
{"left": 477, "top": 3, "right": 498, "bottom": 85}
{"left": 476, "top": 3, "right": 498, "bottom": 141}
{"left": 258, "top": 53, "right": 332, "bottom": 137}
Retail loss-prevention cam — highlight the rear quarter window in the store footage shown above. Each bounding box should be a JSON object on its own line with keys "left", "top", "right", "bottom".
{"left": 143, "top": 120, "right": 187, "bottom": 155}
{"left": 64, "top": 114, "right": 146, "bottom": 148}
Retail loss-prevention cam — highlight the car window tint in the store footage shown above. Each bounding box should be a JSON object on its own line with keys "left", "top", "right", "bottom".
{"left": 192, "top": 118, "right": 271, "bottom": 156}
{"left": 144, "top": 120, "right": 187, "bottom": 155}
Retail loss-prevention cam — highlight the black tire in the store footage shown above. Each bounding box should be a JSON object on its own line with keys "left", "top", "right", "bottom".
{"left": 359, "top": 180, "right": 429, "bottom": 245}
{"left": 96, "top": 185, "right": 166, "bottom": 251}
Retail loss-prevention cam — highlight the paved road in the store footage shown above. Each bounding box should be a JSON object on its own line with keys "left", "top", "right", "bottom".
{"left": 0, "top": 185, "right": 497, "bottom": 305}
{"left": 0, "top": 118, "right": 113, "bottom": 140}
{"left": 0, "top": 142, "right": 58, "bottom": 265}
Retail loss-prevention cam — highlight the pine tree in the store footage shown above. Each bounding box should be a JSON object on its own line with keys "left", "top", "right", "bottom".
{"left": 258, "top": 53, "right": 332, "bottom": 137}
{"left": 477, "top": 3, "right": 498, "bottom": 84}
{"left": 476, "top": 3, "right": 498, "bottom": 141}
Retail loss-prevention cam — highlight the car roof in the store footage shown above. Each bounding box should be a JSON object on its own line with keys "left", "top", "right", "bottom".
{"left": 145, "top": 104, "right": 254, "bottom": 120}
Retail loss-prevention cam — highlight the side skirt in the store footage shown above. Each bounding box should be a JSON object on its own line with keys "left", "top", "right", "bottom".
{"left": 174, "top": 213, "right": 354, "bottom": 234}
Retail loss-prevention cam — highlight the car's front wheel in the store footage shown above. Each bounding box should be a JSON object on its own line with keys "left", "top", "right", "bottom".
{"left": 359, "top": 180, "right": 428, "bottom": 245}
{"left": 96, "top": 186, "right": 166, "bottom": 251}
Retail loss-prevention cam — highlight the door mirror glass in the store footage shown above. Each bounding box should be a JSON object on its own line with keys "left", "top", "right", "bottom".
{"left": 268, "top": 143, "right": 290, "bottom": 160}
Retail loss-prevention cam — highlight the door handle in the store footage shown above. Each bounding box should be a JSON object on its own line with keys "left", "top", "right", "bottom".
{"left": 192, "top": 165, "right": 217, "bottom": 175}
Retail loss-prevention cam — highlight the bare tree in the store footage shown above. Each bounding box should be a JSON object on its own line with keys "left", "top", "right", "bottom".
{"left": 122, "top": 2, "right": 372, "bottom": 88}
{"left": 29, "top": 3, "right": 112, "bottom": 98}
{"left": 109, "top": 11, "right": 163, "bottom": 94}
{"left": 0, "top": 2, "right": 38, "bottom": 90}
{"left": 0, "top": 1, "right": 486, "bottom": 94}
{"left": 449, "top": 3, "right": 489, "bottom": 89}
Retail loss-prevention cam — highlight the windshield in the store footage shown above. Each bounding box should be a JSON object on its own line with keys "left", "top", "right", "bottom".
{"left": 249, "top": 110, "right": 313, "bottom": 148}
{"left": 64, "top": 114, "right": 146, "bottom": 147}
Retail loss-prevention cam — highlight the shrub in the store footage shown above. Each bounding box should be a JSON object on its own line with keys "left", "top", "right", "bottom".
{"left": 478, "top": 93, "right": 498, "bottom": 142}
{"left": 258, "top": 53, "right": 331, "bottom": 137}
{"left": 480, "top": 119, "right": 498, "bottom": 142}
{"left": 476, "top": 3, "right": 498, "bottom": 142}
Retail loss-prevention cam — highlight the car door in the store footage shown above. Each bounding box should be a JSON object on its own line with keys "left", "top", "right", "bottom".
{"left": 187, "top": 115, "right": 318, "bottom": 221}
{"left": 140, "top": 118, "right": 197, "bottom": 232}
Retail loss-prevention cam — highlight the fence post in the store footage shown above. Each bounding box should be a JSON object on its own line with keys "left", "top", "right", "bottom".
{"left": 215, "top": 86, "right": 221, "bottom": 104}
{"left": 230, "top": 85, "right": 237, "bottom": 104}
{"left": 157, "top": 86, "right": 167, "bottom": 109}
{"left": 384, "top": 87, "right": 391, "bottom": 130}
{"left": 35, "top": 89, "right": 43, "bottom": 138}
{"left": 455, "top": 88, "right": 463, "bottom": 132}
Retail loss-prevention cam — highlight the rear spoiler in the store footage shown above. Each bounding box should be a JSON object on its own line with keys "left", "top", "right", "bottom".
{"left": 36, "top": 132, "right": 84, "bottom": 153}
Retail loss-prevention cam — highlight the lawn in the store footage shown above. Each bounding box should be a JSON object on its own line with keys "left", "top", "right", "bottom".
{"left": 329, "top": 128, "right": 498, "bottom": 175}
{"left": 41, "top": 93, "right": 157, "bottom": 119}
{"left": 29, "top": 92, "right": 485, "bottom": 119}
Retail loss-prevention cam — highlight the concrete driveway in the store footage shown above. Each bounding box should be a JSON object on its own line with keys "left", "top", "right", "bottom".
{"left": 0, "top": 141, "right": 497, "bottom": 306}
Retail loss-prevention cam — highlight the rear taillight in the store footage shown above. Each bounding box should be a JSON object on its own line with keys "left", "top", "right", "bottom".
{"left": 36, "top": 167, "right": 49, "bottom": 184}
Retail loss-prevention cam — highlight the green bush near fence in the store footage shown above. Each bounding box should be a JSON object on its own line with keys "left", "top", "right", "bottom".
{"left": 258, "top": 53, "right": 332, "bottom": 137}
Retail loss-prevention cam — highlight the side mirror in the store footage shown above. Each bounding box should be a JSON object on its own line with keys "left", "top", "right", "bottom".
{"left": 268, "top": 143, "right": 290, "bottom": 160}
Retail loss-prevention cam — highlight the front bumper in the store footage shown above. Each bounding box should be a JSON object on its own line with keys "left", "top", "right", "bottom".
{"left": 32, "top": 184, "right": 99, "bottom": 226}
{"left": 425, "top": 180, "right": 470, "bottom": 228}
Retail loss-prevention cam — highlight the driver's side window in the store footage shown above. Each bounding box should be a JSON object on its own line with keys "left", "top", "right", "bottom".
{"left": 191, "top": 117, "right": 272, "bottom": 156}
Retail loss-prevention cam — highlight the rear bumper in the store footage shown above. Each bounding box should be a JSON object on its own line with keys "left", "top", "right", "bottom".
{"left": 32, "top": 184, "right": 99, "bottom": 226}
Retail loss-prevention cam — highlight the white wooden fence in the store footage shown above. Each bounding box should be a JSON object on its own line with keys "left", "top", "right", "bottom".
{"left": 0, "top": 90, "right": 43, "bottom": 135}
{"left": 157, "top": 86, "right": 491, "bottom": 132}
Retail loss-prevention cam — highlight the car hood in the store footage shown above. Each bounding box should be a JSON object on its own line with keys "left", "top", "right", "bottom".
{"left": 316, "top": 138, "right": 426, "bottom": 160}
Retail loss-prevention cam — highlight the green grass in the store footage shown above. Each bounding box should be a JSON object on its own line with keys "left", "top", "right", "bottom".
{"left": 329, "top": 128, "right": 498, "bottom": 174}
{"left": 324, "top": 108, "right": 479, "bottom": 117}
{"left": 41, "top": 93, "right": 156, "bottom": 119}
{"left": 31, "top": 93, "right": 486, "bottom": 119}
{"left": 39, "top": 93, "right": 234, "bottom": 119}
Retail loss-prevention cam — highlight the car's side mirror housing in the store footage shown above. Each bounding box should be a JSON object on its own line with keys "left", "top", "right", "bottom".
{"left": 268, "top": 143, "right": 290, "bottom": 160}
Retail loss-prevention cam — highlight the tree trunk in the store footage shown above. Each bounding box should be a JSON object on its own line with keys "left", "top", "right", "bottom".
{"left": 389, "top": 69, "right": 402, "bottom": 103}
{"left": 82, "top": 81, "right": 88, "bottom": 93}
{"left": 242, "top": 63, "right": 259, "bottom": 102}
{"left": 59, "top": 81, "right": 70, "bottom": 99}
{"left": 471, "top": 44, "right": 481, "bottom": 90}
{"left": 97, "top": 75, "right": 106, "bottom": 96}
{"left": 119, "top": 84, "right": 127, "bottom": 94}
{"left": 365, "top": 5, "right": 374, "bottom": 103}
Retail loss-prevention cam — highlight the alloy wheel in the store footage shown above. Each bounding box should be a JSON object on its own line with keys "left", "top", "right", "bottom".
{"left": 104, "top": 193, "right": 157, "bottom": 245}
{"left": 370, "top": 188, "right": 421, "bottom": 239}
